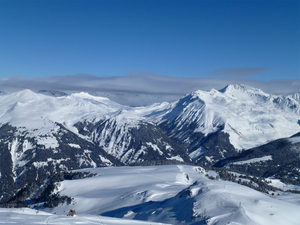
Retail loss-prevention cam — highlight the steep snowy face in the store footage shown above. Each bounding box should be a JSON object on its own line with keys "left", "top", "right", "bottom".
{"left": 163, "top": 89, "right": 227, "bottom": 135}
{"left": 83, "top": 110, "right": 145, "bottom": 159}
{"left": 149, "top": 84, "right": 300, "bottom": 153}
{"left": 74, "top": 109, "right": 190, "bottom": 165}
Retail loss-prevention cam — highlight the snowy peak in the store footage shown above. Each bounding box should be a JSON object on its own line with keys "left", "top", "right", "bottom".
{"left": 186, "top": 84, "right": 269, "bottom": 106}
{"left": 219, "top": 84, "right": 262, "bottom": 94}
{"left": 291, "top": 93, "right": 300, "bottom": 103}
{"left": 0, "top": 90, "right": 124, "bottom": 130}
{"left": 219, "top": 84, "right": 247, "bottom": 92}
{"left": 154, "top": 84, "right": 300, "bottom": 162}
{"left": 1, "top": 89, "right": 48, "bottom": 103}
{"left": 218, "top": 84, "right": 300, "bottom": 111}
{"left": 218, "top": 84, "right": 271, "bottom": 103}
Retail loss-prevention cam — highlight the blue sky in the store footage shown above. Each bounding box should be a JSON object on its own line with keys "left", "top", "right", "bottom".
{"left": 0, "top": 0, "right": 299, "bottom": 82}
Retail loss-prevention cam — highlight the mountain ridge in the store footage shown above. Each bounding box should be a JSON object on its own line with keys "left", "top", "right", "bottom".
{"left": 0, "top": 84, "right": 299, "bottom": 204}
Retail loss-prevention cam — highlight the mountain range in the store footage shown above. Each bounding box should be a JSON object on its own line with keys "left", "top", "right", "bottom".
{"left": 0, "top": 84, "right": 299, "bottom": 204}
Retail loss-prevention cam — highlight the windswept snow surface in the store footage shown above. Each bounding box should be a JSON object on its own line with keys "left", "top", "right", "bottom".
{"left": 50, "top": 165, "right": 300, "bottom": 225}
{"left": 0, "top": 208, "right": 168, "bottom": 225}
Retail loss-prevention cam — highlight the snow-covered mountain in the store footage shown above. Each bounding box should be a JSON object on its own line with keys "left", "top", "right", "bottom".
{"left": 141, "top": 84, "right": 300, "bottom": 165}
{"left": 0, "top": 90, "right": 190, "bottom": 202}
{"left": 0, "top": 84, "right": 299, "bottom": 204}
{"left": 74, "top": 110, "right": 190, "bottom": 165}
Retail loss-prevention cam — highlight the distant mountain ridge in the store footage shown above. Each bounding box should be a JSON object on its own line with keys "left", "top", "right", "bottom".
{"left": 143, "top": 84, "right": 300, "bottom": 165}
{"left": 0, "top": 84, "right": 299, "bottom": 203}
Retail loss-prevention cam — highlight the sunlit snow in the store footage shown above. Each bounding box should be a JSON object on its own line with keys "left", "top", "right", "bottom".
{"left": 231, "top": 155, "right": 273, "bottom": 165}
{"left": 44, "top": 165, "right": 300, "bottom": 225}
{"left": 288, "top": 136, "right": 300, "bottom": 144}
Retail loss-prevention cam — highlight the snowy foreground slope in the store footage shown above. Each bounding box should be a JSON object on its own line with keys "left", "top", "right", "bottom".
{"left": 42, "top": 165, "right": 300, "bottom": 225}
{"left": 0, "top": 208, "right": 168, "bottom": 225}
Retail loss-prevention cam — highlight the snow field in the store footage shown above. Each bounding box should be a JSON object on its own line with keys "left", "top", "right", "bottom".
{"left": 0, "top": 207, "right": 168, "bottom": 225}
{"left": 50, "top": 165, "right": 300, "bottom": 225}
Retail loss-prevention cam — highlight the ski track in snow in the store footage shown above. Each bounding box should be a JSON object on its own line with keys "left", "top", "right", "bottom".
{"left": 135, "top": 171, "right": 171, "bottom": 186}
{"left": 219, "top": 182, "right": 250, "bottom": 225}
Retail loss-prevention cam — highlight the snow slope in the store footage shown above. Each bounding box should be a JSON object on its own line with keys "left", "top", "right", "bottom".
{"left": 49, "top": 165, "right": 300, "bottom": 225}
{"left": 0, "top": 207, "right": 168, "bottom": 225}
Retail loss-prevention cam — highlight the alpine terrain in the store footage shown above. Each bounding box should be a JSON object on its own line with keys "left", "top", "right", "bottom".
{"left": 0, "top": 84, "right": 299, "bottom": 224}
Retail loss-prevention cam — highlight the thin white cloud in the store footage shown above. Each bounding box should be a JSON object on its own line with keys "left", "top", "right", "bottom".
{"left": 0, "top": 73, "right": 298, "bottom": 100}
{"left": 207, "top": 67, "right": 268, "bottom": 79}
